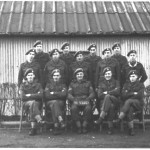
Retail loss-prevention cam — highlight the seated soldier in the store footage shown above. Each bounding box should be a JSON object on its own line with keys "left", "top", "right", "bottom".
{"left": 68, "top": 68, "right": 95, "bottom": 134}
{"left": 94, "top": 67, "right": 120, "bottom": 135}
{"left": 117, "top": 70, "right": 145, "bottom": 136}
{"left": 45, "top": 69, "right": 67, "bottom": 135}
{"left": 19, "top": 68, "right": 44, "bottom": 136}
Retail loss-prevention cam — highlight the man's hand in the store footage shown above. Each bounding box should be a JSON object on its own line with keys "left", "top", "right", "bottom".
{"left": 50, "top": 92, "right": 54, "bottom": 94}
{"left": 26, "top": 94, "right": 31, "bottom": 97}
{"left": 73, "top": 101, "right": 78, "bottom": 105}
{"left": 103, "top": 91, "right": 107, "bottom": 94}
{"left": 134, "top": 92, "right": 138, "bottom": 95}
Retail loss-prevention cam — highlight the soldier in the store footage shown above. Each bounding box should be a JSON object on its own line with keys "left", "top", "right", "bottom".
{"left": 68, "top": 68, "right": 95, "bottom": 134}
{"left": 94, "top": 67, "right": 120, "bottom": 134}
{"left": 84, "top": 44, "right": 102, "bottom": 89}
{"left": 18, "top": 48, "right": 42, "bottom": 88}
{"left": 60, "top": 42, "right": 75, "bottom": 86}
{"left": 111, "top": 43, "right": 128, "bottom": 88}
{"left": 45, "top": 69, "right": 67, "bottom": 135}
{"left": 33, "top": 40, "right": 50, "bottom": 88}
{"left": 122, "top": 50, "right": 147, "bottom": 86}
{"left": 117, "top": 70, "right": 145, "bottom": 136}
{"left": 44, "top": 48, "right": 68, "bottom": 85}
{"left": 70, "top": 51, "right": 92, "bottom": 83}
{"left": 95, "top": 48, "right": 120, "bottom": 89}
{"left": 19, "top": 68, "right": 45, "bottom": 136}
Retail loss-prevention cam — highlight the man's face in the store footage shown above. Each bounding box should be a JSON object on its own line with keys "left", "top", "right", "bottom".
{"left": 26, "top": 72, "right": 35, "bottom": 83}
{"left": 76, "top": 72, "right": 84, "bottom": 81}
{"left": 63, "top": 46, "right": 69, "bottom": 54}
{"left": 104, "top": 51, "right": 112, "bottom": 59}
{"left": 130, "top": 74, "right": 138, "bottom": 82}
{"left": 52, "top": 52, "right": 60, "bottom": 60}
{"left": 89, "top": 47, "right": 96, "bottom": 56}
{"left": 104, "top": 71, "right": 112, "bottom": 80}
{"left": 76, "top": 54, "right": 83, "bottom": 61}
{"left": 35, "top": 44, "right": 43, "bottom": 53}
{"left": 113, "top": 46, "right": 121, "bottom": 55}
{"left": 53, "top": 72, "right": 61, "bottom": 82}
{"left": 128, "top": 53, "right": 137, "bottom": 62}
{"left": 26, "top": 52, "right": 35, "bottom": 62}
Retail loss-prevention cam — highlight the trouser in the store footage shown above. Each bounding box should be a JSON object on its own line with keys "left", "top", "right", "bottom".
{"left": 23, "top": 100, "right": 42, "bottom": 122}
{"left": 120, "top": 99, "right": 143, "bottom": 122}
{"left": 71, "top": 104, "right": 92, "bottom": 122}
{"left": 46, "top": 100, "right": 65, "bottom": 123}
{"left": 100, "top": 95, "right": 120, "bottom": 121}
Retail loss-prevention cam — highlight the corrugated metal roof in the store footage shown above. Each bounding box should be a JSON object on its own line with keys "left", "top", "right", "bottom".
{"left": 0, "top": 1, "right": 150, "bottom": 35}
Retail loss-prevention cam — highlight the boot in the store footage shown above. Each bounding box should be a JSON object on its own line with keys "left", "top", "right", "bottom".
{"left": 107, "top": 127, "right": 113, "bottom": 135}
{"left": 128, "top": 128, "right": 135, "bottom": 136}
{"left": 82, "top": 121, "right": 88, "bottom": 134}
{"left": 53, "top": 123, "right": 60, "bottom": 135}
{"left": 76, "top": 121, "right": 82, "bottom": 134}
{"left": 29, "top": 128, "right": 37, "bottom": 136}
{"left": 94, "top": 117, "right": 103, "bottom": 125}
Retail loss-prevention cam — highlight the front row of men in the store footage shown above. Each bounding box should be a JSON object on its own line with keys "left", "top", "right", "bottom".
{"left": 20, "top": 66, "right": 144, "bottom": 136}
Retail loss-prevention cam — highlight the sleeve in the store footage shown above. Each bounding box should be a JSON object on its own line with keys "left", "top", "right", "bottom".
{"left": 18, "top": 64, "right": 24, "bottom": 88}
{"left": 44, "top": 63, "right": 49, "bottom": 84}
{"left": 44, "top": 83, "right": 51, "bottom": 99}
{"left": 108, "top": 81, "right": 120, "bottom": 97}
{"left": 115, "top": 60, "right": 121, "bottom": 81}
{"left": 67, "top": 83, "right": 76, "bottom": 102}
{"left": 97, "top": 84, "right": 105, "bottom": 99}
{"left": 95, "top": 62, "right": 100, "bottom": 89}
{"left": 86, "top": 82, "right": 95, "bottom": 101}
{"left": 88, "top": 63, "right": 93, "bottom": 84}
{"left": 140, "top": 64, "right": 148, "bottom": 83}
{"left": 53, "top": 84, "right": 67, "bottom": 100}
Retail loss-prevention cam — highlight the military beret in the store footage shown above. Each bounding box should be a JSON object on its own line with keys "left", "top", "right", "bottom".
{"left": 74, "top": 51, "right": 83, "bottom": 58}
{"left": 51, "top": 69, "right": 60, "bottom": 76}
{"left": 74, "top": 68, "right": 84, "bottom": 76}
{"left": 103, "top": 67, "right": 112, "bottom": 75}
{"left": 87, "top": 44, "right": 97, "bottom": 51}
{"left": 102, "top": 48, "right": 111, "bottom": 55}
{"left": 112, "top": 43, "right": 121, "bottom": 50}
{"left": 33, "top": 40, "right": 42, "bottom": 47}
{"left": 50, "top": 49, "right": 60, "bottom": 57}
{"left": 25, "top": 48, "right": 36, "bottom": 55}
{"left": 128, "top": 70, "right": 138, "bottom": 78}
{"left": 61, "top": 42, "right": 69, "bottom": 50}
{"left": 127, "top": 50, "right": 137, "bottom": 57}
{"left": 24, "top": 68, "right": 34, "bottom": 78}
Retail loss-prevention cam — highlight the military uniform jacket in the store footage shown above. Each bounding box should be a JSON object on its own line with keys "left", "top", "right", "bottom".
{"left": 44, "top": 59, "right": 68, "bottom": 84}
{"left": 20, "top": 80, "right": 43, "bottom": 102}
{"left": 70, "top": 61, "right": 92, "bottom": 83}
{"left": 97, "top": 78, "right": 120, "bottom": 100}
{"left": 95, "top": 57, "right": 120, "bottom": 88}
{"left": 18, "top": 61, "right": 42, "bottom": 88}
{"left": 45, "top": 81, "right": 67, "bottom": 101}
{"left": 84, "top": 55, "right": 102, "bottom": 87}
{"left": 68, "top": 79, "right": 95, "bottom": 103}
{"left": 122, "top": 61, "right": 147, "bottom": 85}
{"left": 122, "top": 80, "right": 145, "bottom": 105}
{"left": 34, "top": 52, "right": 50, "bottom": 71}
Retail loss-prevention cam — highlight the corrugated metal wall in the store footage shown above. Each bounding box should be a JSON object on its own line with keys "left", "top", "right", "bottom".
{"left": 0, "top": 35, "right": 150, "bottom": 86}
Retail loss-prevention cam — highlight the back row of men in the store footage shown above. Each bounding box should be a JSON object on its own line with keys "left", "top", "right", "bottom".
{"left": 18, "top": 40, "right": 147, "bottom": 136}
{"left": 18, "top": 40, "right": 147, "bottom": 89}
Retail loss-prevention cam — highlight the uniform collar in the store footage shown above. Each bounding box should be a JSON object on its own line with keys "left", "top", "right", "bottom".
{"left": 128, "top": 61, "right": 137, "bottom": 67}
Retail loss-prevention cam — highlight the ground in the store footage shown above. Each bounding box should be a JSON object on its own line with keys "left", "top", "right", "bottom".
{"left": 0, "top": 126, "right": 150, "bottom": 148}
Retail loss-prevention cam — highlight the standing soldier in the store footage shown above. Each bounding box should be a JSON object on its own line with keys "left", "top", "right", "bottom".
{"left": 112, "top": 43, "right": 128, "bottom": 88}
{"left": 33, "top": 40, "right": 50, "bottom": 88}
{"left": 95, "top": 48, "right": 120, "bottom": 89}
{"left": 44, "top": 48, "right": 68, "bottom": 85}
{"left": 94, "top": 67, "right": 120, "bottom": 135}
{"left": 19, "top": 68, "right": 45, "bottom": 136}
{"left": 84, "top": 44, "right": 102, "bottom": 89}
{"left": 45, "top": 69, "right": 67, "bottom": 135}
{"left": 68, "top": 68, "right": 95, "bottom": 134}
{"left": 117, "top": 70, "right": 145, "bottom": 136}
{"left": 60, "top": 42, "right": 75, "bottom": 86}
{"left": 122, "top": 50, "right": 147, "bottom": 85}
{"left": 70, "top": 51, "right": 92, "bottom": 83}
{"left": 18, "top": 48, "right": 42, "bottom": 88}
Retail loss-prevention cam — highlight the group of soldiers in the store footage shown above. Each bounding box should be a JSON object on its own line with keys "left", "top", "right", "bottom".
{"left": 18, "top": 40, "right": 147, "bottom": 136}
